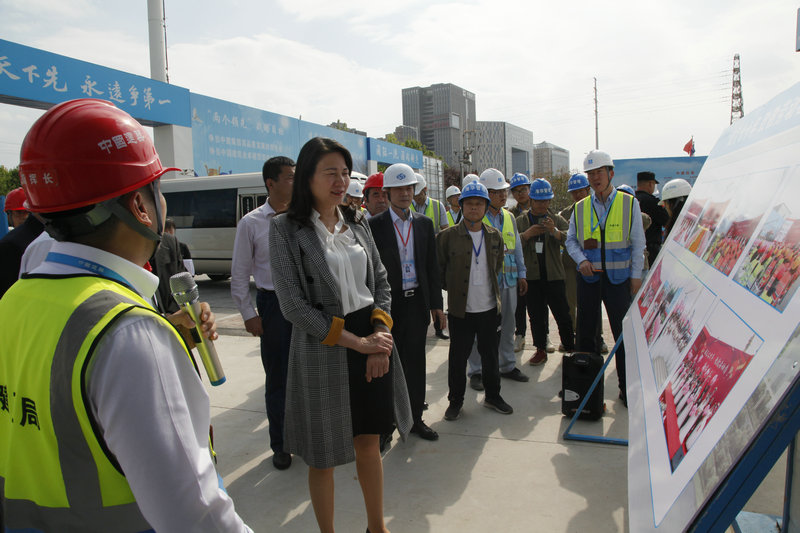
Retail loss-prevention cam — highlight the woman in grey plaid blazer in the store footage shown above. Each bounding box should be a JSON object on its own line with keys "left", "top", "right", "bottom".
{"left": 270, "top": 137, "right": 412, "bottom": 533}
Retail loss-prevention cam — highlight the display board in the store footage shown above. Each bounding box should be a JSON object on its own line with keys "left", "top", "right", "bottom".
{"left": 626, "top": 81, "right": 800, "bottom": 533}
{"left": 0, "top": 39, "right": 190, "bottom": 127}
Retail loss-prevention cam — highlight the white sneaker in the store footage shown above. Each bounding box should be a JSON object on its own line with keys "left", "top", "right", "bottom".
{"left": 514, "top": 334, "right": 525, "bottom": 353}
{"left": 545, "top": 336, "right": 556, "bottom": 354}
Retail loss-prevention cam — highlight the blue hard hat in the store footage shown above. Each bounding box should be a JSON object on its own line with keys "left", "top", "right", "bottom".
{"left": 567, "top": 173, "right": 590, "bottom": 192}
{"left": 529, "top": 178, "right": 554, "bottom": 200}
{"left": 459, "top": 181, "right": 490, "bottom": 205}
{"left": 616, "top": 184, "right": 635, "bottom": 196}
{"left": 509, "top": 173, "right": 530, "bottom": 189}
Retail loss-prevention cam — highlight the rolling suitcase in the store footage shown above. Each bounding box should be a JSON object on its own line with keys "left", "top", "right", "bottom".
{"left": 561, "top": 351, "right": 605, "bottom": 420}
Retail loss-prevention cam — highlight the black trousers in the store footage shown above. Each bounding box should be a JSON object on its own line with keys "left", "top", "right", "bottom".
{"left": 256, "top": 289, "right": 292, "bottom": 453}
{"left": 526, "top": 279, "right": 574, "bottom": 351}
{"left": 391, "top": 291, "right": 430, "bottom": 422}
{"left": 576, "top": 274, "right": 631, "bottom": 394}
{"left": 447, "top": 308, "right": 501, "bottom": 406}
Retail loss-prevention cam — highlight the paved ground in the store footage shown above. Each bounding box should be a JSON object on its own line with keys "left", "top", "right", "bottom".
{"left": 204, "top": 302, "right": 785, "bottom": 532}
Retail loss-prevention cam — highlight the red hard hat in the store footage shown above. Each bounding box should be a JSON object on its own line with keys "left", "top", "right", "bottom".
{"left": 19, "top": 99, "right": 178, "bottom": 213}
{"left": 363, "top": 172, "right": 384, "bottom": 191}
{"left": 4, "top": 187, "right": 27, "bottom": 211}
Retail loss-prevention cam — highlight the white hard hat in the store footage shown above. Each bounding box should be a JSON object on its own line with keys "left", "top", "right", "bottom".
{"left": 350, "top": 171, "right": 368, "bottom": 182}
{"left": 479, "top": 168, "right": 509, "bottom": 190}
{"left": 660, "top": 178, "right": 692, "bottom": 201}
{"left": 462, "top": 173, "right": 479, "bottom": 189}
{"left": 583, "top": 150, "right": 614, "bottom": 172}
{"left": 414, "top": 173, "right": 427, "bottom": 195}
{"left": 446, "top": 185, "right": 461, "bottom": 198}
{"left": 346, "top": 179, "right": 364, "bottom": 198}
{"left": 383, "top": 163, "right": 418, "bottom": 188}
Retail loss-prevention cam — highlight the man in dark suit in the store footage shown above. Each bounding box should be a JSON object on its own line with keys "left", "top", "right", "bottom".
{"left": 635, "top": 171, "right": 670, "bottom": 264}
{"left": 369, "top": 163, "right": 445, "bottom": 442}
{"left": 0, "top": 187, "right": 44, "bottom": 298}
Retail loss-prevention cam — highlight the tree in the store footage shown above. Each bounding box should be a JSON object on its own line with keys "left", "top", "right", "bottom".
{"left": 545, "top": 170, "right": 572, "bottom": 213}
{"left": 443, "top": 167, "right": 462, "bottom": 188}
{"left": 0, "top": 166, "right": 21, "bottom": 196}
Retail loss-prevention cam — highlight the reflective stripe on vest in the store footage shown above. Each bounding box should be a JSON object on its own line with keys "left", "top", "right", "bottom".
{"left": 0, "top": 276, "right": 193, "bottom": 532}
{"left": 483, "top": 208, "right": 518, "bottom": 286}
{"left": 574, "top": 192, "right": 634, "bottom": 284}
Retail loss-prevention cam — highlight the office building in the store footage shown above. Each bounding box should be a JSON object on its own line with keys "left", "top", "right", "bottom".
{"left": 402, "top": 83, "right": 476, "bottom": 169}
{"left": 473, "top": 121, "right": 534, "bottom": 179}
{"left": 393, "top": 125, "right": 419, "bottom": 144}
{"left": 533, "top": 141, "right": 570, "bottom": 177}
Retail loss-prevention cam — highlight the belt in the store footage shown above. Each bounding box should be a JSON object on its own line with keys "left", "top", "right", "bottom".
{"left": 403, "top": 288, "right": 417, "bottom": 298}
{"left": 257, "top": 288, "right": 275, "bottom": 294}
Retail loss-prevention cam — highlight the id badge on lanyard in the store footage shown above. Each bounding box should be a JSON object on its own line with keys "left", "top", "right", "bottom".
{"left": 402, "top": 259, "right": 417, "bottom": 285}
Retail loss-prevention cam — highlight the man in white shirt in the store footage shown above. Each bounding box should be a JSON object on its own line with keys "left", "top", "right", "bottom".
{"left": 0, "top": 98, "right": 251, "bottom": 532}
{"left": 231, "top": 156, "right": 295, "bottom": 470}
{"left": 565, "top": 150, "right": 646, "bottom": 407}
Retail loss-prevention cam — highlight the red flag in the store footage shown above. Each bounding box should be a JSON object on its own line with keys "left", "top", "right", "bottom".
{"left": 683, "top": 137, "right": 695, "bottom": 156}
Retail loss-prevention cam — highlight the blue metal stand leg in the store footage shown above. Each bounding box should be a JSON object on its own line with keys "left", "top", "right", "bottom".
{"left": 562, "top": 335, "right": 629, "bottom": 446}
{"left": 782, "top": 436, "right": 795, "bottom": 532}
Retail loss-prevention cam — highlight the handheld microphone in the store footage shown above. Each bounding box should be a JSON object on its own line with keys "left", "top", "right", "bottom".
{"left": 169, "top": 272, "right": 226, "bottom": 386}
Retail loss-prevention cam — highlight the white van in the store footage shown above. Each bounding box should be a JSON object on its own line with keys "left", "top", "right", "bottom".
{"left": 162, "top": 173, "right": 266, "bottom": 280}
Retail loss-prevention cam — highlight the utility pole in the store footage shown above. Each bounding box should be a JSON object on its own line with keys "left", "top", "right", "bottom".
{"left": 594, "top": 77, "right": 599, "bottom": 149}
{"left": 459, "top": 129, "right": 477, "bottom": 178}
{"left": 730, "top": 54, "right": 744, "bottom": 125}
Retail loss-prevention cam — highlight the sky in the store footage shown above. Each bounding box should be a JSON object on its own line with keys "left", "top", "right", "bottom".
{"left": 1, "top": 0, "right": 799, "bottom": 172}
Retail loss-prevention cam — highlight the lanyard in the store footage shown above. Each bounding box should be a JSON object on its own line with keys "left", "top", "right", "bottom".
{"left": 393, "top": 218, "right": 412, "bottom": 251}
{"left": 590, "top": 189, "right": 617, "bottom": 234}
{"left": 471, "top": 229, "right": 485, "bottom": 265}
{"left": 45, "top": 252, "right": 132, "bottom": 287}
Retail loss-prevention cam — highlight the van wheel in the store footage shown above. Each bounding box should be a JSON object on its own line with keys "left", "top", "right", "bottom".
{"left": 208, "top": 274, "right": 230, "bottom": 281}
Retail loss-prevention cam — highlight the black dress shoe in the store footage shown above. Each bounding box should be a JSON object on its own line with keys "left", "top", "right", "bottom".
{"left": 435, "top": 329, "right": 450, "bottom": 340}
{"left": 500, "top": 367, "right": 530, "bottom": 382}
{"left": 272, "top": 451, "right": 292, "bottom": 470}
{"left": 410, "top": 420, "right": 439, "bottom": 441}
{"left": 423, "top": 401, "right": 429, "bottom": 411}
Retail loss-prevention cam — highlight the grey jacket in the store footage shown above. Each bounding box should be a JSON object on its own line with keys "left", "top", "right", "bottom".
{"left": 269, "top": 214, "right": 412, "bottom": 469}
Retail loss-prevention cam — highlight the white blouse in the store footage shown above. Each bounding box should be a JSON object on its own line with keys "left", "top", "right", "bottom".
{"left": 311, "top": 209, "right": 374, "bottom": 316}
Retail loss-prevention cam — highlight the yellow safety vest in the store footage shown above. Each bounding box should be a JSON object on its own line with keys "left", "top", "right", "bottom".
{"left": 411, "top": 198, "right": 444, "bottom": 233}
{"left": 0, "top": 275, "right": 196, "bottom": 532}
{"left": 574, "top": 191, "right": 634, "bottom": 284}
{"left": 483, "top": 208, "right": 518, "bottom": 286}
{"left": 446, "top": 208, "right": 462, "bottom": 226}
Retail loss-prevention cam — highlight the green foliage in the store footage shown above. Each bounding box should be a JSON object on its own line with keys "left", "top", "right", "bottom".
{"left": 0, "top": 166, "right": 21, "bottom": 196}
{"left": 541, "top": 170, "right": 572, "bottom": 213}
{"left": 329, "top": 120, "right": 349, "bottom": 131}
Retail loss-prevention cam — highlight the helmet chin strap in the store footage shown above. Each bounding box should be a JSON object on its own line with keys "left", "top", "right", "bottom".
{"left": 106, "top": 180, "right": 163, "bottom": 243}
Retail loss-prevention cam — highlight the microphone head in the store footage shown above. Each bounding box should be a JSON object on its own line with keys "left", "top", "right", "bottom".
{"left": 169, "top": 272, "right": 199, "bottom": 305}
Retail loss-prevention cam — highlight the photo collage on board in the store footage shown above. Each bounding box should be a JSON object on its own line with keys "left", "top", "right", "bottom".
{"left": 732, "top": 166, "right": 800, "bottom": 312}
{"left": 657, "top": 301, "right": 762, "bottom": 472}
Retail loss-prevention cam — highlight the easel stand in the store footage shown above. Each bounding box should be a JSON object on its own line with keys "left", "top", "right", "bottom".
{"left": 562, "top": 336, "right": 628, "bottom": 446}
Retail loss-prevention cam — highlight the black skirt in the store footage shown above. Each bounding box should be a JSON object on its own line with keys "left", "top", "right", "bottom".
{"left": 345, "top": 306, "right": 395, "bottom": 436}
